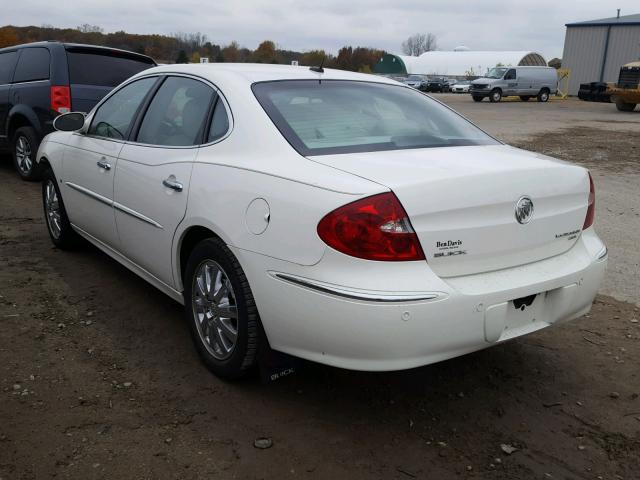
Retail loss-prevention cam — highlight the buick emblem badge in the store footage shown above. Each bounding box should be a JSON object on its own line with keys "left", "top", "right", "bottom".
{"left": 515, "top": 196, "right": 534, "bottom": 224}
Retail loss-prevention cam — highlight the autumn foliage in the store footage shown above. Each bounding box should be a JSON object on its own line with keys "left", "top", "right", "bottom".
{"left": 0, "top": 25, "right": 385, "bottom": 72}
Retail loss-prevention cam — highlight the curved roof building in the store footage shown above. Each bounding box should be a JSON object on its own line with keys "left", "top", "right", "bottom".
{"left": 375, "top": 51, "right": 547, "bottom": 77}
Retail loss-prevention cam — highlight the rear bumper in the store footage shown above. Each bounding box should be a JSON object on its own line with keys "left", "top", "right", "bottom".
{"left": 234, "top": 229, "right": 606, "bottom": 371}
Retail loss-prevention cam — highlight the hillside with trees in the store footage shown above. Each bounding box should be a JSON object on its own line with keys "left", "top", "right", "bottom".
{"left": 0, "top": 25, "right": 385, "bottom": 72}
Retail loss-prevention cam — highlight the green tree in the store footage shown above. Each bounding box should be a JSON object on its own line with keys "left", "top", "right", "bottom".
{"left": 252, "top": 40, "right": 278, "bottom": 63}
{"left": 336, "top": 46, "right": 353, "bottom": 70}
{"left": 300, "top": 49, "right": 326, "bottom": 67}
{"left": 222, "top": 41, "right": 240, "bottom": 62}
{"left": 175, "top": 50, "right": 189, "bottom": 64}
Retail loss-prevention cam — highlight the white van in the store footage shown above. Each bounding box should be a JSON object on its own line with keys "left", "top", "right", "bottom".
{"left": 470, "top": 66, "right": 558, "bottom": 102}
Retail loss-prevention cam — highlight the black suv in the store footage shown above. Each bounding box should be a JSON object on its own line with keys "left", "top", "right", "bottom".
{"left": 426, "top": 78, "right": 450, "bottom": 93}
{"left": 0, "top": 41, "right": 156, "bottom": 180}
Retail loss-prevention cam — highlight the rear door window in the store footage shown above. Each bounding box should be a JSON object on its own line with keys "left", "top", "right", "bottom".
{"left": 88, "top": 77, "right": 157, "bottom": 140}
{"left": 208, "top": 98, "right": 230, "bottom": 142}
{"left": 136, "top": 76, "right": 215, "bottom": 146}
{"left": 13, "top": 48, "right": 50, "bottom": 83}
{"left": 66, "top": 50, "right": 155, "bottom": 87}
{"left": 0, "top": 51, "right": 18, "bottom": 84}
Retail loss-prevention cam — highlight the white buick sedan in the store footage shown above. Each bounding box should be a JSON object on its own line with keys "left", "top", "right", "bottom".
{"left": 38, "top": 64, "right": 607, "bottom": 379}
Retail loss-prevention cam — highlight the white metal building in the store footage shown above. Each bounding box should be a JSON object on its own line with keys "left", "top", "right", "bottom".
{"left": 374, "top": 51, "right": 547, "bottom": 78}
{"left": 562, "top": 13, "right": 640, "bottom": 95}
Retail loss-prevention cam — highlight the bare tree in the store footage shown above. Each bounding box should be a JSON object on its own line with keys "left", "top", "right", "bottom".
{"left": 172, "top": 32, "right": 208, "bottom": 51}
{"left": 76, "top": 24, "right": 103, "bottom": 34}
{"left": 401, "top": 33, "right": 438, "bottom": 56}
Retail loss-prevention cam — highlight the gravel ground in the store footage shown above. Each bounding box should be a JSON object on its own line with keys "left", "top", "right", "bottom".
{"left": 1, "top": 95, "right": 639, "bottom": 479}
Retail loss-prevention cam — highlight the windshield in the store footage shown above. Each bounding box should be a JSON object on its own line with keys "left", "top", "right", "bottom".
{"left": 252, "top": 80, "right": 498, "bottom": 156}
{"left": 486, "top": 67, "right": 508, "bottom": 79}
{"left": 406, "top": 75, "right": 422, "bottom": 81}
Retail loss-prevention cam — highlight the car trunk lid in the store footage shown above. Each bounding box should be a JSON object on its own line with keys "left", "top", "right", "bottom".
{"left": 309, "top": 145, "right": 589, "bottom": 277}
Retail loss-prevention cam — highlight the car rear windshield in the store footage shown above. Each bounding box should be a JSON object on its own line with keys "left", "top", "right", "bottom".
{"left": 66, "top": 50, "right": 155, "bottom": 87}
{"left": 252, "top": 80, "right": 498, "bottom": 156}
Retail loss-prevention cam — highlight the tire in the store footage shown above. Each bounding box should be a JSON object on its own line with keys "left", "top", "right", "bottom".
{"left": 472, "top": 96, "right": 483, "bottom": 102}
{"left": 615, "top": 99, "right": 636, "bottom": 112}
{"left": 12, "top": 126, "right": 43, "bottom": 181}
{"left": 183, "top": 237, "right": 260, "bottom": 379}
{"left": 42, "top": 168, "right": 81, "bottom": 249}
{"left": 537, "top": 89, "right": 550, "bottom": 102}
{"left": 519, "top": 96, "right": 531, "bottom": 102}
{"left": 489, "top": 89, "right": 502, "bottom": 102}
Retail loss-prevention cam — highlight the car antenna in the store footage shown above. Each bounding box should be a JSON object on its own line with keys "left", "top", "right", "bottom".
{"left": 309, "top": 56, "right": 325, "bottom": 73}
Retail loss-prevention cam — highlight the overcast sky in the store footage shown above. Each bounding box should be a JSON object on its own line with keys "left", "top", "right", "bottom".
{"left": 7, "top": 1, "right": 640, "bottom": 60}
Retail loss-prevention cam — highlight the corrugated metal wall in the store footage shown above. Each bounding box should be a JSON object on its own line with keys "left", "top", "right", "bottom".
{"left": 562, "top": 26, "right": 608, "bottom": 95}
{"left": 604, "top": 26, "right": 640, "bottom": 82}
{"left": 562, "top": 25, "right": 640, "bottom": 95}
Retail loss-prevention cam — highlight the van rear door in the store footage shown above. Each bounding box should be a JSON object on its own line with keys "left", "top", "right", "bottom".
{"left": 65, "top": 47, "right": 156, "bottom": 113}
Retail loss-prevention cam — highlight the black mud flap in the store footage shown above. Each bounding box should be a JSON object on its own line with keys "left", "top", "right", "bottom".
{"left": 258, "top": 345, "right": 303, "bottom": 383}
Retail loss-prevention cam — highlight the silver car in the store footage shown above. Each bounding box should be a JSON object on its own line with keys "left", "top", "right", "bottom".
{"left": 402, "top": 75, "right": 427, "bottom": 91}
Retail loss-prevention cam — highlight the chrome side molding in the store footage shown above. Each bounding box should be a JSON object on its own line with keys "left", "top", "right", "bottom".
{"left": 65, "top": 182, "right": 111, "bottom": 206}
{"left": 65, "top": 182, "right": 163, "bottom": 229}
{"left": 113, "top": 202, "right": 163, "bottom": 229}
{"left": 270, "top": 272, "right": 441, "bottom": 303}
{"left": 597, "top": 246, "right": 608, "bottom": 260}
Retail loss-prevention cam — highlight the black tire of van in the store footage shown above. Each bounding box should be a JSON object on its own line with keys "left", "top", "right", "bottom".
{"left": 472, "top": 95, "right": 483, "bottom": 102}
{"left": 537, "top": 89, "right": 550, "bottom": 103}
{"left": 520, "top": 96, "right": 531, "bottom": 102}
{"left": 489, "top": 89, "right": 502, "bottom": 102}
{"left": 12, "top": 126, "right": 43, "bottom": 181}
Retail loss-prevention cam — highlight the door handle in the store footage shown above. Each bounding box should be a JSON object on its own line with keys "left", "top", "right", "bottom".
{"left": 97, "top": 158, "right": 111, "bottom": 170}
{"left": 162, "top": 177, "right": 183, "bottom": 192}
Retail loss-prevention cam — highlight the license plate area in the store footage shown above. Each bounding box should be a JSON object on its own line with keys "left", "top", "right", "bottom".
{"left": 513, "top": 294, "right": 537, "bottom": 311}
{"left": 485, "top": 292, "right": 548, "bottom": 342}
{"left": 505, "top": 293, "right": 545, "bottom": 332}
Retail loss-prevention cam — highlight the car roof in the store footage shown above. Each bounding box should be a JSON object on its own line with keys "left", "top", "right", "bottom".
{"left": 0, "top": 41, "right": 155, "bottom": 63}
{"left": 136, "top": 63, "right": 400, "bottom": 86}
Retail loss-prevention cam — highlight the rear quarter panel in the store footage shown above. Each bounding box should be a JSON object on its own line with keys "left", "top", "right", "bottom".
{"left": 181, "top": 161, "right": 380, "bottom": 271}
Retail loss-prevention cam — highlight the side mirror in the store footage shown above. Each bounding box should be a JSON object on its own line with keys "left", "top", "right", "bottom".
{"left": 53, "top": 112, "right": 86, "bottom": 132}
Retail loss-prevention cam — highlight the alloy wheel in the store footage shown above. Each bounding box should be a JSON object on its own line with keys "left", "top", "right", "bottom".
{"left": 15, "top": 136, "right": 33, "bottom": 175}
{"left": 192, "top": 260, "right": 238, "bottom": 360}
{"left": 44, "top": 180, "right": 62, "bottom": 239}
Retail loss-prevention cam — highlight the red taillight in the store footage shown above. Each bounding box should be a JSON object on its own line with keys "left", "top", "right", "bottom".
{"left": 583, "top": 172, "right": 595, "bottom": 230}
{"left": 317, "top": 192, "right": 425, "bottom": 261}
{"left": 50, "top": 86, "right": 71, "bottom": 114}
